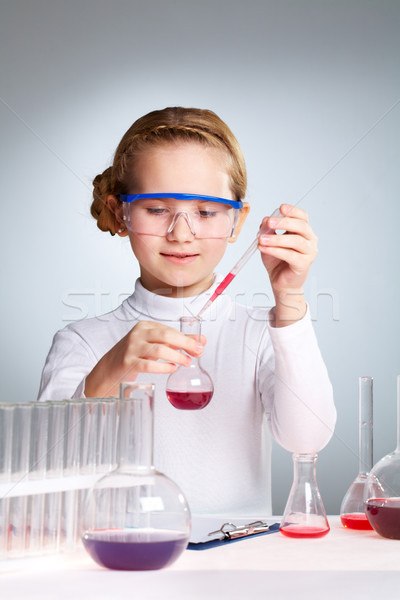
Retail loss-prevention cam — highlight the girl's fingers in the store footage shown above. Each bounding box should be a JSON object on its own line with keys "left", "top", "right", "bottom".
{"left": 259, "top": 233, "right": 316, "bottom": 256}
{"left": 133, "top": 358, "right": 178, "bottom": 374}
{"left": 259, "top": 246, "right": 310, "bottom": 272}
{"left": 279, "top": 203, "right": 309, "bottom": 222}
{"left": 261, "top": 205, "right": 314, "bottom": 240}
{"left": 133, "top": 321, "right": 205, "bottom": 356}
{"left": 266, "top": 216, "right": 315, "bottom": 240}
{"left": 139, "top": 342, "right": 193, "bottom": 366}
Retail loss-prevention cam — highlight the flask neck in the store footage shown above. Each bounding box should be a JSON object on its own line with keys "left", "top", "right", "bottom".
{"left": 396, "top": 375, "right": 400, "bottom": 453}
{"left": 180, "top": 316, "right": 201, "bottom": 338}
{"left": 117, "top": 391, "right": 154, "bottom": 473}
{"left": 180, "top": 316, "right": 201, "bottom": 365}
{"left": 292, "top": 453, "right": 318, "bottom": 482}
{"left": 359, "top": 376, "right": 373, "bottom": 475}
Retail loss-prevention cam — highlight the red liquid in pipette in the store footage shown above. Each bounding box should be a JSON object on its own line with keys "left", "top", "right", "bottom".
{"left": 208, "top": 272, "right": 236, "bottom": 304}
{"left": 340, "top": 513, "right": 373, "bottom": 530}
{"left": 166, "top": 390, "right": 213, "bottom": 410}
{"left": 280, "top": 525, "right": 330, "bottom": 538}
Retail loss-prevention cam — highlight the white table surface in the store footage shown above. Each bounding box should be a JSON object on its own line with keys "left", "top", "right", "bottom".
{"left": 2, "top": 517, "right": 400, "bottom": 600}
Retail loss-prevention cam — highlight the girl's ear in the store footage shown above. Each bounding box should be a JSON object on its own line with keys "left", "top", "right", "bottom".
{"left": 228, "top": 202, "right": 250, "bottom": 243}
{"left": 106, "top": 194, "right": 129, "bottom": 237}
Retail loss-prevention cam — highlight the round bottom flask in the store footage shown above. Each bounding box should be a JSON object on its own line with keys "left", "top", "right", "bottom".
{"left": 166, "top": 317, "right": 213, "bottom": 410}
{"left": 280, "top": 453, "right": 330, "bottom": 538}
{"left": 365, "top": 376, "right": 400, "bottom": 539}
{"left": 82, "top": 383, "right": 191, "bottom": 570}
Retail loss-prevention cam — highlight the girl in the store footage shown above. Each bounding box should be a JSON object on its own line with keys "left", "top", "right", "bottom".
{"left": 38, "top": 107, "right": 336, "bottom": 515}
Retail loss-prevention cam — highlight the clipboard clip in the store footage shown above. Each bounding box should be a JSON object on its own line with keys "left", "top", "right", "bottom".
{"left": 207, "top": 520, "right": 270, "bottom": 541}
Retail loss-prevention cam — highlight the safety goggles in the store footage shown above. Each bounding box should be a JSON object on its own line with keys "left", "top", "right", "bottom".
{"left": 119, "top": 193, "right": 243, "bottom": 239}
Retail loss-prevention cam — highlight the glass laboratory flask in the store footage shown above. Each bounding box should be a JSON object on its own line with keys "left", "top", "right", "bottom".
{"left": 81, "top": 382, "right": 191, "bottom": 570}
{"left": 280, "top": 453, "right": 330, "bottom": 538}
{"left": 364, "top": 375, "right": 400, "bottom": 539}
{"left": 166, "top": 316, "right": 214, "bottom": 410}
{"left": 340, "top": 376, "right": 373, "bottom": 530}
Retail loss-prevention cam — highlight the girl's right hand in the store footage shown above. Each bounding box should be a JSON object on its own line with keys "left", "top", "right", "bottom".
{"left": 84, "top": 320, "right": 206, "bottom": 398}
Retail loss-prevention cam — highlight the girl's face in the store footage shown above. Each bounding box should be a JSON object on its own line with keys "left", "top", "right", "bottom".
{"left": 125, "top": 142, "right": 234, "bottom": 298}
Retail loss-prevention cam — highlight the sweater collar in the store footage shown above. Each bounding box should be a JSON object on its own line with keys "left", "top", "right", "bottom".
{"left": 126, "top": 274, "right": 229, "bottom": 322}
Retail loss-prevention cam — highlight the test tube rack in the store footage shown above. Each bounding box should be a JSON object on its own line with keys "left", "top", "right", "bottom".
{"left": 0, "top": 398, "right": 119, "bottom": 559}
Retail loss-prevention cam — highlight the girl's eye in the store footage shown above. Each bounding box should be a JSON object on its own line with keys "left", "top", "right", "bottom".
{"left": 146, "top": 207, "right": 169, "bottom": 215}
{"left": 198, "top": 210, "right": 217, "bottom": 218}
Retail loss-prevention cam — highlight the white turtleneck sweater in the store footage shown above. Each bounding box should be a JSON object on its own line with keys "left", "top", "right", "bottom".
{"left": 38, "top": 275, "right": 336, "bottom": 515}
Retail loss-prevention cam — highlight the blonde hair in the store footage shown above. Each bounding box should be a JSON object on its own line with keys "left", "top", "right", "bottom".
{"left": 91, "top": 107, "right": 247, "bottom": 235}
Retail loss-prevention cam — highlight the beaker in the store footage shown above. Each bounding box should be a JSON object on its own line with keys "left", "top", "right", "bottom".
{"left": 166, "top": 316, "right": 213, "bottom": 410}
{"left": 364, "top": 375, "right": 400, "bottom": 539}
{"left": 280, "top": 453, "right": 330, "bottom": 538}
{"left": 340, "top": 376, "right": 373, "bottom": 530}
{"left": 81, "top": 382, "right": 191, "bottom": 570}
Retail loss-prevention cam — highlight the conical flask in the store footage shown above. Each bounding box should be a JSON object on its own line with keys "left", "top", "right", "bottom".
{"left": 365, "top": 375, "right": 400, "bottom": 539}
{"left": 340, "top": 376, "right": 373, "bottom": 529}
{"left": 81, "top": 382, "right": 191, "bottom": 570}
{"left": 166, "top": 316, "right": 213, "bottom": 410}
{"left": 280, "top": 453, "right": 330, "bottom": 538}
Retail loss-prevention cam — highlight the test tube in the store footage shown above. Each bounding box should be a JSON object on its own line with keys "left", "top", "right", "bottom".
{"left": 77, "top": 400, "right": 100, "bottom": 538}
{"left": 8, "top": 403, "right": 32, "bottom": 556}
{"left": 61, "top": 400, "right": 83, "bottom": 548}
{"left": 26, "top": 402, "right": 50, "bottom": 554}
{"left": 97, "top": 398, "right": 118, "bottom": 473}
{"left": 44, "top": 400, "right": 66, "bottom": 552}
{"left": 0, "top": 403, "right": 14, "bottom": 558}
{"left": 80, "top": 399, "right": 98, "bottom": 475}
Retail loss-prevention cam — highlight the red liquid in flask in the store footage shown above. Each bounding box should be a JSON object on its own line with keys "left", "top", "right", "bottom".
{"left": 365, "top": 498, "right": 400, "bottom": 539}
{"left": 166, "top": 390, "right": 213, "bottom": 410}
{"left": 340, "top": 513, "right": 373, "bottom": 530}
{"left": 83, "top": 529, "right": 188, "bottom": 570}
{"left": 280, "top": 525, "right": 330, "bottom": 538}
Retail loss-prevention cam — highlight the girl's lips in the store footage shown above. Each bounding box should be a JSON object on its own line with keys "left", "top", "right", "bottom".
{"left": 160, "top": 252, "right": 199, "bottom": 265}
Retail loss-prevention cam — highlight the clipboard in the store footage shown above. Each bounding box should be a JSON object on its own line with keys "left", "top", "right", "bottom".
{"left": 188, "top": 517, "right": 280, "bottom": 550}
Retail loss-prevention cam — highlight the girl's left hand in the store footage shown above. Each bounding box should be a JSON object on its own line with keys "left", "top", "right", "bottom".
{"left": 258, "top": 203, "right": 318, "bottom": 296}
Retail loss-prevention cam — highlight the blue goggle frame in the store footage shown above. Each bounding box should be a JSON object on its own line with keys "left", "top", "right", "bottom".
{"left": 118, "top": 193, "right": 243, "bottom": 209}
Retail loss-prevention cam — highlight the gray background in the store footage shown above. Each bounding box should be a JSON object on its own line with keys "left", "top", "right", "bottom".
{"left": 1, "top": 0, "right": 399, "bottom": 515}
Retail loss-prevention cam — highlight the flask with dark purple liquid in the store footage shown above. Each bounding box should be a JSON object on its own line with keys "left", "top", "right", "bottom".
{"left": 365, "top": 376, "right": 400, "bottom": 539}
{"left": 82, "top": 382, "right": 191, "bottom": 570}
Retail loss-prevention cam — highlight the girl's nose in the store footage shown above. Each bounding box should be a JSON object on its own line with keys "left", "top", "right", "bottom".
{"left": 166, "top": 212, "right": 196, "bottom": 240}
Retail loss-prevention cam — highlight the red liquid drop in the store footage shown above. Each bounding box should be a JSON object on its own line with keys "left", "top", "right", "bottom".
{"left": 365, "top": 498, "right": 400, "bottom": 539}
{"left": 166, "top": 390, "right": 213, "bottom": 410}
{"left": 280, "top": 525, "right": 330, "bottom": 538}
{"left": 340, "top": 513, "right": 373, "bottom": 530}
{"left": 83, "top": 529, "right": 188, "bottom": 570}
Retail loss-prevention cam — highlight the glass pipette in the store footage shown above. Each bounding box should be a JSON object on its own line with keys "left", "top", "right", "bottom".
{"left": 196, "top": 208, "right": 282, "bottom": 318}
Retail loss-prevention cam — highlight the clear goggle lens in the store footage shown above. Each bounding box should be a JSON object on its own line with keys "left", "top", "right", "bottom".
{"left": 121, "top": 196, "right": 240, "bottom": 239}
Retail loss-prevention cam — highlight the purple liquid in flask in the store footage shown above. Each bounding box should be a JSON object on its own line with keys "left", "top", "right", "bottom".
{"left": 83, "top": 528, "right": 189, "bottom": 571}
{"left": 81, "top": 384, "right": 191, "bottom": 571}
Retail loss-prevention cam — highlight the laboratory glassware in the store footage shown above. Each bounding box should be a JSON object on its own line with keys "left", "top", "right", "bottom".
{"left": 0, "top": 403, "right": 14, "bottom": 556}
{"left": 196, "top": 207, "right": 283, "bottom": 318}
{"left": 44, "top": 400, "right": 66, "bottom": 552}
{"left": 280, "top": 453, "right": 330, "bottom": 538}
{"left": 27, "top": 402, "right": 50, "bottom": 553}
{"left": 340, "top": 376, "right": 373, "bottom": 530}
{"left": 82, "top": 383, "right": 191, "bottom": 570}
{"left": 61, "top": 400, "right": 83, "bottom": 547}
{"left": 364, "top": 375, "right": 400, "bottom": 539}
{"left": 8, "top": 403, "right": 32, "bottom": 555}
{"left": 166, "top": 317, "right": 213, "bottom": 410}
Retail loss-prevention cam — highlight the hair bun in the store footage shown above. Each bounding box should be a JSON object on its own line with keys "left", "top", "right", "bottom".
{"left": 90, "top": 167, "right": 117, "bottom": 234}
